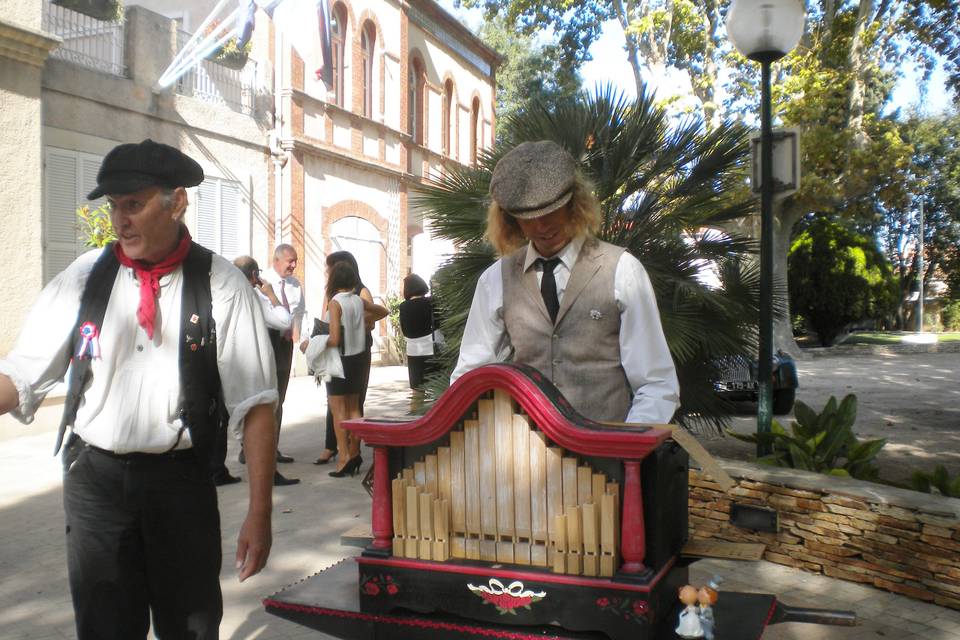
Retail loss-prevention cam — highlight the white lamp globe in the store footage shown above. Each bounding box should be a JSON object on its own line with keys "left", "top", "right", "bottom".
{"left": 726, "top": 0, "right": 805, "bottom": 62}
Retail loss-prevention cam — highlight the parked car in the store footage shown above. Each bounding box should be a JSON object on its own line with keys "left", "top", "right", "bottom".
{"left": 713, "top": 351, "right": 799, "bottom": 415}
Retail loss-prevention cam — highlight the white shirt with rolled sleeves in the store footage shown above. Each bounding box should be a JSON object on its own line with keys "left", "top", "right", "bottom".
{"left": 451, "top": 236, "right": 680, "bottom": 424}
{"left": 0, "top": 248, "right": 279, "bottom": 452}
{"left": 261, "top": 267, "right": 305, "bottom": 339}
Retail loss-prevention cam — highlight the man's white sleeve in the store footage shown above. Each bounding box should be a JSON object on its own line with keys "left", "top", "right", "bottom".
{"left": 615, "top": 253, "right": 681, "bottom": 424}
{"left": 0, "top": 252, "right": 96, "bottom": 423}
{"left": 451, "top": 261, "right": 509, "bottom": 383}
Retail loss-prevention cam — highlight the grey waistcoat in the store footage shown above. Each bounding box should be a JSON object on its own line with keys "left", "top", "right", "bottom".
{"left": 501, "top": 237, "right": 630, "bottom": 422}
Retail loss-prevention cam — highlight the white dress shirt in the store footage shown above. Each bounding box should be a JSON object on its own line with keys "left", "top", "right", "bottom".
{"left": 0, "top": 249, "right": 279, "bottom": 452}
{"left": 452, "top": 236, "right": 680, "bottom": 424}
{"left": 261, "top": 267, "right": 305, "bottom": 338}
{"left": 255, "top": 288, "right": 292, "bottom": 332}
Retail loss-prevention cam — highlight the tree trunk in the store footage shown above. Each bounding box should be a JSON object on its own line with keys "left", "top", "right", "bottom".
{"left": 692, "top": 0, "right": 721, "bottom": 130}
{"left": 612, "top": 0, "right": 646, "bottom": 95}
{"left": 846, "top": 0, "right": 875, "bottom": 149}
{"left": 773, "top": 199, "right": 804, "bottom": 358}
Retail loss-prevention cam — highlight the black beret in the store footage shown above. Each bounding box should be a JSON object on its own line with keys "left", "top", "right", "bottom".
{"left": 489, "top": 140, "right": 577, "bottom": 219}
{"left": 87, "top": 139, "right": 205, "bottom": 200}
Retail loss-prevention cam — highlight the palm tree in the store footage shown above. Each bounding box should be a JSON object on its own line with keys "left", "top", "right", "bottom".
{"left": 416, "top": 86, "right": 761, "bottom": 431}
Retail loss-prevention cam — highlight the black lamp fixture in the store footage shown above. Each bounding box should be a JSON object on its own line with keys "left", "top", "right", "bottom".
{"left": 725, "top": 0, "right": 805, "bottom": 456}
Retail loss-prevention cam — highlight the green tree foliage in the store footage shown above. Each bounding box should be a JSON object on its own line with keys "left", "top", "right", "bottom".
{"left": 459, "top": 0, "right": 726, "bottom": 125}
{"left": 729, "top": 394, "right": 887, "bottom": 481}
{"left": 789, "top": 217, "right": 898, "bottom": 346}
{"left": 873, "top": 112, "right": 960, "bottom": 322}
{"left": 477, "top": 16, "right": 580, "bottom": 127}
{"left": 942, "top": 300, "right": 960, "bottom": 331}
{"left": 461, "top": 0, "right": 960, "bottom": 352}
{"left": 416, "top": 87, "right": 762, "bottom": 430}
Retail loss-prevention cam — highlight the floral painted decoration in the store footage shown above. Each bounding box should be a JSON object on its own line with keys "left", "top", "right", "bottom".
{"left": 359, "top": 574, "right": 399, "bottom": 597}
{"left": 596, "top": 595, "right": 650, "bottom": 624}
{"left": 467, "top": 578, "right": 546, "bottom": 615}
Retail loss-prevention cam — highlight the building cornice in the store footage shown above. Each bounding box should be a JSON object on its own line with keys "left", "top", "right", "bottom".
{"left": 0, "top": 19, "right": 60, "bottom": 68}
{"left": 407, "top": 0, "right": 501, "bottom": 69}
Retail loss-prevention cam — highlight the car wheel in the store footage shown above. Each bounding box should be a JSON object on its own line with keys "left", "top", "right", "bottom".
{"left": 772, "top": 388, "right": 796, "bottom": 415}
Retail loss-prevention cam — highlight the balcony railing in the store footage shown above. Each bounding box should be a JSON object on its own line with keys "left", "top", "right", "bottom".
{"left": 175, "top": 30, "right": 257, "bottom": 116}
{"left": 42, "top": 0, "right": 125, "bottom": 77}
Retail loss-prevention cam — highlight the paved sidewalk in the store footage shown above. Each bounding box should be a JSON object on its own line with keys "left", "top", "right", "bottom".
{"left": 1, "top": 366, "right": 958, "bottom": 639}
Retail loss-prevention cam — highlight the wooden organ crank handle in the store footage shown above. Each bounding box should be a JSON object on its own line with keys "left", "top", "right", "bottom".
{"left": 598, "top": 420, "right": 736, "bottom": 492}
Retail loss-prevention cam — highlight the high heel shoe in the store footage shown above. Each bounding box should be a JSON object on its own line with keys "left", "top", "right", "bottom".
{"left": 329, "top": 455, "right": 362, "bottom": 478}
{"left": 313, "top": 449, "right": 337, "bottom": 465}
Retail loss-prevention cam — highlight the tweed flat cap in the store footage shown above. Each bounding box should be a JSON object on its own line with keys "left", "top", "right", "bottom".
{"left": 489, "top": 140, "right": 577, "bottom": 219}
{"left": 87, "top": 139, "right": 204, "bottom": 200}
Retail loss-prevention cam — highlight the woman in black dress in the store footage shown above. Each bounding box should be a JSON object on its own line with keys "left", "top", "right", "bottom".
{"left": 313, "top": 251, "right": 386, "bottom": 465}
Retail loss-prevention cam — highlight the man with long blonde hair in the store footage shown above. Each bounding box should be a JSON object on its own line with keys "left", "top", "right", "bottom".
{"left": 451, "top": 140, "right": 679, "bottom": 424}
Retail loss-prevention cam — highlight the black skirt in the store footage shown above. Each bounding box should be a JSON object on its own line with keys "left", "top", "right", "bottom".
{"left": 325, "top": 352, "right": 367, "bottom": 396}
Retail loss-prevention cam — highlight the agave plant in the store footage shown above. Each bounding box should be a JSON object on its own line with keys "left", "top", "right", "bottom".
{"left": 416, "top": 86, "right": 763, "bottom": 430}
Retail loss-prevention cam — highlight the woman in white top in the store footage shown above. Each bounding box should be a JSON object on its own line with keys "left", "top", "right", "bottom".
{"left": 324, "top": 262, "right": 386, "bottom": 477}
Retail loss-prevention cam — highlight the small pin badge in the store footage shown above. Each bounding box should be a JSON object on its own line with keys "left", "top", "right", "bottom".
{"left": 190, "top": 314, "right": 199, "bottom": 324}
{"left": 590, "top": 309, "right": 603, "bottom": 320}
{"left": 190, "top": 343, "right": 199, "bottom": 351}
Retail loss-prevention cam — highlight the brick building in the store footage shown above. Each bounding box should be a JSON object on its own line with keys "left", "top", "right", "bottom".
{"left": 0, "top": 0, "right": 498, "bottom": 357}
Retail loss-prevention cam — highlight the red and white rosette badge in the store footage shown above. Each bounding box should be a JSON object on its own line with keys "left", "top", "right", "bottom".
{"left": 77, "top": 322, "right": 101, "bottom": 360}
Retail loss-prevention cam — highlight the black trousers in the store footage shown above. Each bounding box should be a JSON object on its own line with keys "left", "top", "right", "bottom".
{"left": 271, "top": 333, "right": 294, "bottom": 429}
{"left": 63, "top": 443, "right": 223, "bottom": 640}
{"left": 209, "top": 415, "right": 229, "bottom": 476}
{"left": 407, "top": 354, "right": 437, "bottom": 389}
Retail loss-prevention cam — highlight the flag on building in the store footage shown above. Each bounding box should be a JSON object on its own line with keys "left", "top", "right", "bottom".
{"left": 259, "top": 0, "right": 332, "bottom": 85}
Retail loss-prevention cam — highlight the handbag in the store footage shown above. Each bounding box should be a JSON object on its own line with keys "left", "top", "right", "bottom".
{"left": 312, "top": 317, "right": 330, "bottom": 338}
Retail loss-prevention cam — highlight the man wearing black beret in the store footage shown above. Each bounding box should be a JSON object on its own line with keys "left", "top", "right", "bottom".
{"left": 451, "top": 140, "right": 680, "bottom": 425}
{"left": 0, "top": 139, "right": 278, "bottom": 639}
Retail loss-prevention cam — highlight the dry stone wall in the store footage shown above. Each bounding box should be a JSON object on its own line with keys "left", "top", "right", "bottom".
{"left": 689, "top": 460, "right": 960, "bottom": 609}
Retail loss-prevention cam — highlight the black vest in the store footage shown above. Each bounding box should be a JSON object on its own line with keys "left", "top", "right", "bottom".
{"left": 55, "top": 242, "right": 222, "bottom": 459}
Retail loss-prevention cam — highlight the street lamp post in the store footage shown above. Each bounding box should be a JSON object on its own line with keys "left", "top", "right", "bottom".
{"left": 917, "top": 198, "right": 924, "bottom": 334}
{"left": 726, "top": 0, "right": 805, "bottom": 457}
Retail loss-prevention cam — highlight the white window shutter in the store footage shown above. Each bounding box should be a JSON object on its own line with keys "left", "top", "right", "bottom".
{"left": 196, "top": 179, "right": 219, "bottom": 253}
{"left": 44, "top": 148, "right": 80, "bottom": 283}
{"left": 219, "top": 180, "right": 240, "bottom": 260}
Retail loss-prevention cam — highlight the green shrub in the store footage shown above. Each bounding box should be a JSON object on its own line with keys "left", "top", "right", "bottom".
{"left": 728, "top": 394, "right": 886, "bottom": 480}
{"left": 910, "top": 465, "right": 960, "bottom": 498}
{"left": 387, "top": 294, "right": 406, "bottom": 359}
{"left": 942, "top": 300, "right": 960, "bottom": 332}
{"left": 77, "top": 204, "right": 116, "bottom": 248}
{"left": 789, "top": 218, "right": 899, "bottom": 346}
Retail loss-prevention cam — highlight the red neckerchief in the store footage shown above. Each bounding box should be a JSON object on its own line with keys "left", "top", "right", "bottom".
{"left": 113, "top": 230, "right": 192, "bottom": 339}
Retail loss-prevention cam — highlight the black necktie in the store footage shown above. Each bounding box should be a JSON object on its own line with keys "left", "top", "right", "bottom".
{"left": 537, "top": 258, "right": 561, "bottom": 323}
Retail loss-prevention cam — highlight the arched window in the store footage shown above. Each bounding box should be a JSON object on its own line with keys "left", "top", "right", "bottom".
{"left": 470, "top": 97, "right": 480, "bottom": 166}
{"left": 408, "top": 57, "right": 425, "bottom": 145}
{"left": 361, "top": 22, "right": 376, "bottom": 118}
{"left": 330, "top": 3, "right": 347, "bottom": 107}
{"left": 442, "top": 79, "right": 454, "bottom": 156}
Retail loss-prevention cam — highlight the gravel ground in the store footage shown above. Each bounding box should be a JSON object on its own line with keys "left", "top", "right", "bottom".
{"left": 699, "top": 350, "right": 960, "bottom": 485}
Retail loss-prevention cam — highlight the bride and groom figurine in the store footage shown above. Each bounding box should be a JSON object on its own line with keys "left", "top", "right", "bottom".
{"left": 676, "top": 576, "right": 722, "bottom": 640}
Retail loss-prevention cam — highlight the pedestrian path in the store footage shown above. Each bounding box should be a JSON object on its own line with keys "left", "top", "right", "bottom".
{"left": 0, "top": 366, "right": 957, "bottom": 639}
